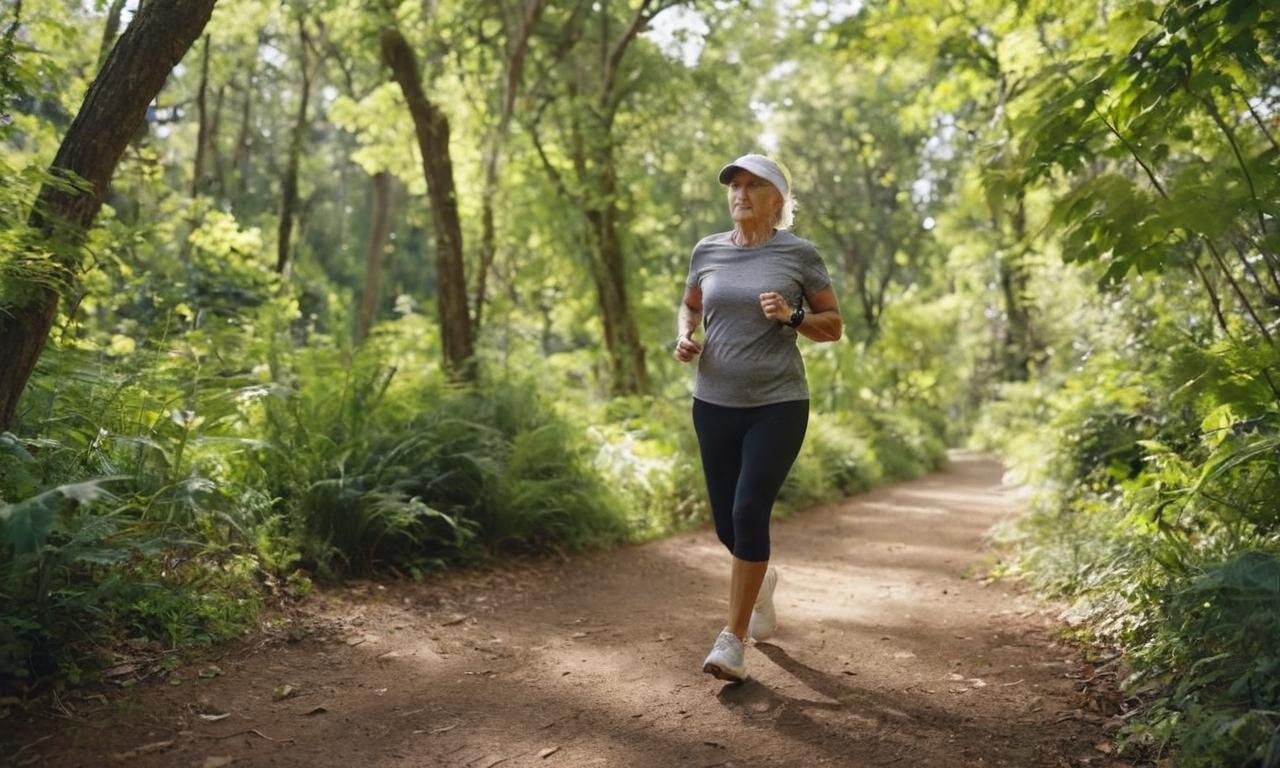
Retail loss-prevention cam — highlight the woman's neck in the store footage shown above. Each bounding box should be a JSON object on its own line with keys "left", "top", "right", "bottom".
{"left": 732, "top": 222, "right": 775, "bottom": 247}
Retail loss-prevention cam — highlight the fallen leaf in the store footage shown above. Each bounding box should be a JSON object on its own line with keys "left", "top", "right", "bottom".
{"left": 1094, "top": 740, "right": 1113, "bottom": 754}
{"left": 474, "top": 755, "right": 507, "bottom": 768}
{"left": 304, "top": 706, "right": 328, "bottom": 716}
{"left": 198, "top": 666, "right": 223, "bottom": 679}
{"left": 441, "top": 614, "right": 468, "bottom": 626}
{"left": 202, "top": 758, "right": 235, "bottom": 768}
{"left": 569, "top": 632, "right": 589, "bottom": 639}
{"left": 657, "top": 633, "right": 674, "bottom": 642}
{"left": 272, "top": 684, "right": 296, "bottom": 702}
{"left": 538, "top": 746, "right": 560, "bottom": 759}
{"left": 199, "top": 712, "right": 231, "bottom": 723}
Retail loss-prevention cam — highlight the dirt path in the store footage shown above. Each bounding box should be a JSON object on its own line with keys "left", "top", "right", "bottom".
{"left": 6, "top": 451, "right": 1131, "bottom": 768}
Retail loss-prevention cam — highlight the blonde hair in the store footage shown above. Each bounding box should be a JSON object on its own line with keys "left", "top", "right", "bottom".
{"left": 771, "top": 156, "right": 796, "bottom": 229}
{"left": 776, "top": 194, "right": 797, "bottom": 229}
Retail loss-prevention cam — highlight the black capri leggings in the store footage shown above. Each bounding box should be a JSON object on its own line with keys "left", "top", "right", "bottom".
{"left": 692, "top": 397, "right": 809, "bottom": 562}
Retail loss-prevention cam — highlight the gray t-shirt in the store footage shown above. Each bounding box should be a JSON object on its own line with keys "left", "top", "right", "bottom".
{"left": 685, "top": 230, "right": 832, "bottom": 408}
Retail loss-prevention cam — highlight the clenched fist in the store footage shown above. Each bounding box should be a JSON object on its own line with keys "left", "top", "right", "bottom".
{"left": 758, "top": 291, "right": 794, "bottom": 322}
{"left": 674, "top": 332, "right": 702, "bottom": 363}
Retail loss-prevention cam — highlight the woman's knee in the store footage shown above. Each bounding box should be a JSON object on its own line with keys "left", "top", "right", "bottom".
{"left": 716, "top": 527, "right": 736, "bottom": 553}
{"left": 732, "top": 535, "right": 770, "bottom": 562}
{"left": 731, "top": 504, "right": 771, "bottom": 562}
{"left": 713, "top": 514, "right": 736, "bottom": 553}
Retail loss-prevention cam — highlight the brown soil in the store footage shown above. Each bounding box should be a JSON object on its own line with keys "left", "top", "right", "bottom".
{"left": 4, "top": 451, "right": 1134, "bottom": 768}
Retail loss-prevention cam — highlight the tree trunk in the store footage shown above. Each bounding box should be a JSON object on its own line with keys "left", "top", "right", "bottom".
{"left": 356, "top": 171, "right": 393, "bottom": 344}
{"left": 191, "top": 34, "right": 211, "bottom": 197}
{"left": 589, "top": 152, "right": 649, "bottom": 395}
{"left": 474, "top": 0, "right": 548, "bottom": 334}
{"left": 232, "top": 54, "right": 256, "bottom": 201}
{"left": 275, "top": 17, "right": 311, "bottom": 276}
{"left": 380, "top": 26, "right": 475, "bottom": 379}
{"left": 0, "top": 0, "right": 218, "bottom": 430}
{"left": 998, "top": 192, "right": 1035, "bottom": 380}
{"left": 209, "top": 84, "right": 227, "bottom": 200}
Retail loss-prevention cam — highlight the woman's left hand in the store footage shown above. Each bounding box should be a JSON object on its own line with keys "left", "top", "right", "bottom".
{"left": 758, "top": 291, "right": 793, "bottom": 322}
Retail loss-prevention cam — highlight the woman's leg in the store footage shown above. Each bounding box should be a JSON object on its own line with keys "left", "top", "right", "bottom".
{"left": 727, "top": 556, "right": 770, "bottom": 640}
{"left": 692, "top": 398, "right": 746, "bottom": 555}
{"left": 724, "top": 400, "right": 809, "bottom": 640}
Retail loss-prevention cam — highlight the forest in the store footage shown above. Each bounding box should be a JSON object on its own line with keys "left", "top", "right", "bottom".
{"left": 1, "top": 0, "right": 1277, "bottom": 765}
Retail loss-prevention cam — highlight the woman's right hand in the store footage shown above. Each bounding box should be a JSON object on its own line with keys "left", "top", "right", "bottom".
{"left": 674, "top": 333, "right": 702, "bottom": 363}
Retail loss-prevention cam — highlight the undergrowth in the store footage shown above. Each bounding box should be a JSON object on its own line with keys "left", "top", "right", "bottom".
{"left": 0, "top": 303, "right": 945, "bottom": 689}
{"left": 974, "top": 328, "right": 1280, "bottom": 767}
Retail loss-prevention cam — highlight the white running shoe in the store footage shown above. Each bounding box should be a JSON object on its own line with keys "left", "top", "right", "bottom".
{"left": 702, "top": 628, "right": 747, "bottom": 682}
{"left": 749, "top": 566, "right": 778, "bottom": 641}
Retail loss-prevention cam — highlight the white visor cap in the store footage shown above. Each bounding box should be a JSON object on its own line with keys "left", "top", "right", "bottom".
{"left": 718, "top": 154, "right": 790, "bottom": 199}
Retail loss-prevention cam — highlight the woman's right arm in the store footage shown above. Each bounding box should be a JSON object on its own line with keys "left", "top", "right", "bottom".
{"left": 674, "top": 284, "right": 703, "bottom": 363}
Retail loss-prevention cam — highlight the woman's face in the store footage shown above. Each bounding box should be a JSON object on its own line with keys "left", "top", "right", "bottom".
{"left": 726, "top": 169, "right": 782, "bottom": 227}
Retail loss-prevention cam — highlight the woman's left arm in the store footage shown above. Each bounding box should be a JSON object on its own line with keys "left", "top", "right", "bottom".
{"left": 796, "top": 286, "right": 842, "bottom": 342}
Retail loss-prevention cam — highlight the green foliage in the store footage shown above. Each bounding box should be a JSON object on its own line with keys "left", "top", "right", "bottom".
{"left": 1134, "top": 551, "right": 1280, "bottom": 767}
{"left": 976, "top": 322, "right": 1280, "bottom": 764}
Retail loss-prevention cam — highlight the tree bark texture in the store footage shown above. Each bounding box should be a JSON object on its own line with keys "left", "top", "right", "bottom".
{"left": 0, "top": 0, "right": 218, "bottom": 429}
{"left": 356, "top": 171, "right": 394, "bottom": 345}
{"left": 232, "top": 52, "right": 257, "bottom": 200}
{"left": 209, "top": 84, "right": 227, "bottom": 199}
{"left": 192, "top": 34, "right": 211, "bottom": 197}
{"left": 380, "top": 26, "right": 475, "bottom": 379}
{"left": 998, "top": 192, "right": 1036, "bottom": 380}
{"left": 275, "top": 17, "right": 311, "bottom": 276}
{"left": 587, "top": 152, "right": 650, "bottom": 395}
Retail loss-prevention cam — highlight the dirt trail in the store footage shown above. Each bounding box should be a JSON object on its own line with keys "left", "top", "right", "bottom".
{"left": 7, "top": 451, "right": 1131, "bottom": 768}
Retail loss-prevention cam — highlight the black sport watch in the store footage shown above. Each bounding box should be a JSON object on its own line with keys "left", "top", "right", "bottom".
{"left": 787, "top": 305, "right": 805, "bottom": 328}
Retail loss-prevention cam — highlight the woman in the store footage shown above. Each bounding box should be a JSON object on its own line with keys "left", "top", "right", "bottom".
{"left": 674, "top": 153, "right": 843, "bottom": 682}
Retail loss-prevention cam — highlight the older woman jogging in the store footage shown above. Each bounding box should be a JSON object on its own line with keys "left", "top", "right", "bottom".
{"left": 674, "top": 153, "right": 843, "bottom": 683}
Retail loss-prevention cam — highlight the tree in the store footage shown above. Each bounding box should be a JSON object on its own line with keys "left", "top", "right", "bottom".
{"left": 381, "top": 24, "right": 475, "bottom": 378}
{"left": 472, "top": 0, "right": 550, "bottom": 335}
{"left": 526, "top": 0, "right": 686, "bottom": 395}
{"left": 275, "top": 12, "right": 316, "bottom": 276}
{"left": 772, "top": 57, "right": 937, "bottom": 344}
{"left": 0, "top": 0, "right": 219, "bottom": 429}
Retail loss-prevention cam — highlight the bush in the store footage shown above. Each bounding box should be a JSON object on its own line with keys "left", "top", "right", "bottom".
{"left": 973, "top": 333, "right": 1280, "bottom": 767}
